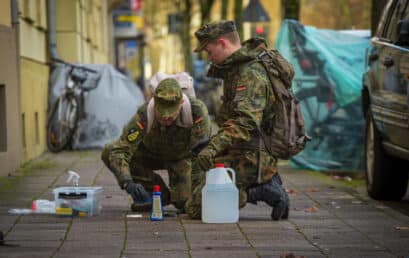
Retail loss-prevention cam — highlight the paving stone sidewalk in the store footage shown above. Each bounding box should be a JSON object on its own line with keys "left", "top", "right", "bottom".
{"left": 0, "top": 151, "right": 408, "bottom": 258}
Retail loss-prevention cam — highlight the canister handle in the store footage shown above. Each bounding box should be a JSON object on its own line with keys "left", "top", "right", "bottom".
{"left": 226, "top": 168, "right": 236, "bottom": 184}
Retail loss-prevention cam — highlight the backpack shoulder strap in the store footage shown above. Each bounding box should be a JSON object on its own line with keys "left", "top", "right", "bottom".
{"left": 146, "top": 98, "right": 155, "bottom": 133}
{"left": 146, "top": 94, "right": 193, "bottom": 133}
{"left": 181, "top": 94, "right": 193, "bottom": 127}
{"left": 256, "top": 49, "right": 295, "bottom": 89}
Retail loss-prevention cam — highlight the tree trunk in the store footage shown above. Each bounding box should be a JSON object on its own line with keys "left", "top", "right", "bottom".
{"left": 371, "top": 0, "right": 388, "bottom": 36}
{"left": 281, "top": 0, "right": 300, "bottom": 20}
{"left": 180, "top": 0, "right": 193, "bottom": 74}
{"left": 234, "top": 0, "right": 243, "bottom": 40}
{"left": 200, "top": 0, "right": 215, "bottom": 25}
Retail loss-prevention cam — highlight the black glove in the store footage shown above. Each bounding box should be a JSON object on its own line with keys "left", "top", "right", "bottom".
{"left": 124, "top": 181, "right": 150, "bottom": 202}
{"left": 191, "top": 138, "right": 210, "bottom": 157}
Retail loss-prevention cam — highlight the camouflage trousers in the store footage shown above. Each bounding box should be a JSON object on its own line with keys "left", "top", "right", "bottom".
{"left": 101, "top": 144, "right": 191, "bottom": 210}
{"left": 185, "top": 149, "right": 278, "bottom": 219}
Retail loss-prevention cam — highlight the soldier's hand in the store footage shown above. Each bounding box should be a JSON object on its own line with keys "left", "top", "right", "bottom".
{"left": 124, "top": 181, "right": 150, "bottom": 202}
{"left": 197, "top": 148, "right": 217, "bottom": 171}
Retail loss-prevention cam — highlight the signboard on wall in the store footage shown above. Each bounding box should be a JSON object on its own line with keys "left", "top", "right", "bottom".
{"left": 113, "top": 9, "right": 144, "bottom": 38}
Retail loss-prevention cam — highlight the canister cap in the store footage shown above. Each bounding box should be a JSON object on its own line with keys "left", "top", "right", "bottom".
{"left": 153, "top": 185, "right": 160, "bottom": 192}
{"left": 215, "top": 163, "right": 225, "bottom": 168}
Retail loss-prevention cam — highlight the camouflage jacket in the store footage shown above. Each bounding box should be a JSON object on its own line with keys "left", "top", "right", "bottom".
{"left": 206, "top": 38, "right": 275, "bottom": 154}
{"left": 108, "top": 97, "right": 211, "bottom": 183}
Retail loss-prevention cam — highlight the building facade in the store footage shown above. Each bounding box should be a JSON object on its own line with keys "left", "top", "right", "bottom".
{"left": 0, "top": 0, "right": 111, "bottom": 177}
{"left": 0, "top": 1, "right": 23, "bottom": 177}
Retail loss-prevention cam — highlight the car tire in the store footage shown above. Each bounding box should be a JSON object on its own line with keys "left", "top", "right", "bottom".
{"left": 365, "top": 112, "right": 408, "bottom": 200}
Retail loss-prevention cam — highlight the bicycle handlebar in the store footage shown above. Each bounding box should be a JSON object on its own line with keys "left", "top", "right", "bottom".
{"left": 52, "top": 58, "right": 98, "bottom": 74}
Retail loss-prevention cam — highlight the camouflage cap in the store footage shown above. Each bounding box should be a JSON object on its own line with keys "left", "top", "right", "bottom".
{"left": 154, "top": 78, "right": 183, "bottom": 117}
{"left": 194, "top": 20, "right": 237, "bottom": 52}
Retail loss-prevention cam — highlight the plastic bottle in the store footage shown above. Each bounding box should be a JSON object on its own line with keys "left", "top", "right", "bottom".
{"left": 66, "top": 170, "right": 80, "bottom": 186}
{"left": 202, "top": 163, "right": 239, "bottom": 223}
{"left": 150, "top": 185, "right": 164, "bottom": 221}
{"left": 32, "top": 199, "right": 56, "bottom": 213}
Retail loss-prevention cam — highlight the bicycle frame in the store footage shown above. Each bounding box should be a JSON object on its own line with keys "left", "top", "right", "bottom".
{"left": 46, "top": 59, "right": 100, "bottom": 152}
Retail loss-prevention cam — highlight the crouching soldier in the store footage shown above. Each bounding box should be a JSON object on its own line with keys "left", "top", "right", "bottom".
{"left": 101, "top": 78, "right": 211, "bottom": 212}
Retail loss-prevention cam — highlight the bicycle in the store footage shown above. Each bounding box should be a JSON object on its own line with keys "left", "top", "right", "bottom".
{"left": 288, "top": 21, "right": 365, "bottom": 170}
{"left": 46, "top": 58, "right": 101, "bottom": 152}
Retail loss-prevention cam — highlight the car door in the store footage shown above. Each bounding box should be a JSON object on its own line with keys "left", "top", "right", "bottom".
{"left": 371, "top": 0, "right": 409, "bottom": 150}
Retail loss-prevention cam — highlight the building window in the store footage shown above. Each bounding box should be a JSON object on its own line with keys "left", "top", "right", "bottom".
{"left": 0, "top": 85, "right": 6, "bottom": 152}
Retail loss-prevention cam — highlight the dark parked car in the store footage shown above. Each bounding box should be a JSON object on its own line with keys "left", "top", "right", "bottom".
{"left": 362, "top": 0, "right": 409, "bottom": 200}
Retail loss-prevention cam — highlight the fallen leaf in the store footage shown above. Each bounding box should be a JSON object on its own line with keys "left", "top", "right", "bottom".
{"left": 344, "top": 176, "right": 352, "bottom": 181}
{"left": 287, "top": 189, "right": 297, "bottom": 194}
{"left": 331, "top": 175, "right": 341, "bottom": 180}
{"left": 395, "top": 226, "right": 409, "bottom": 230}
{"left": 304, "top": 206, "right": 319, "bottom": 213}
{"left": 305, "top": 188, "right": 319, "bottom": 192}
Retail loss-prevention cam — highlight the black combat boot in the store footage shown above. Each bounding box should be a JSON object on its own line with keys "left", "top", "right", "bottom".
{"left": 247, "top": 173, "right": 290, "bottom": 220}
{"left": 131, "top": 202, "right": 152, "bottom": 212}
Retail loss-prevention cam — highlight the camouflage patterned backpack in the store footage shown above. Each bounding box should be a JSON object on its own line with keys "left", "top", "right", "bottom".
{"left": 246, "top": 38, "right": 310, "bottom": 160}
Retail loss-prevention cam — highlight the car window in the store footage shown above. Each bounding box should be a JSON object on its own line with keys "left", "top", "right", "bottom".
{"left": 384, "top": 0, "right": 409, "bottom": 42}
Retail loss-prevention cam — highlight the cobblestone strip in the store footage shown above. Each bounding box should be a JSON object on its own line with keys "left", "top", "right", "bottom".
{"left": 50, "top": 155, "right": 105, "bottom": 258}
{"left": 50, "top": 218, "right": 73, "bottom": 257}
{"left": 286, "top": 219, "right": 328, "bottom": 257}
{"left": 284, "top": 172, "right": 394, "bottom": 257}
{"left": 3, "top": 155, "right": 81, "bottom": 239}
{"left": 119, "top": 211, "right": 129, "bottom": 258}
{"left": 177, "top": 214, "right": 192, "bottom": 258}
{"left": 236, "top": 223, "right": 261, "bottom": 258}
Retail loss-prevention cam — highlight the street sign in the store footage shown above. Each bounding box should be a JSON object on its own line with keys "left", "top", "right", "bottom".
{"left": 113, "top": 10, "right": 144, "bottom": 38}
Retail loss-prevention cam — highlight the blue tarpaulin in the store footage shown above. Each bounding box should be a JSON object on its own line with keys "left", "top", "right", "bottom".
{"left": 275, "top": 20, "right": 370, "bottom": 171}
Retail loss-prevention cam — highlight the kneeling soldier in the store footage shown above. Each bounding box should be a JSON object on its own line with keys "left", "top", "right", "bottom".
{"left": 101, "top": 78, "right": 211, "bottom": 212}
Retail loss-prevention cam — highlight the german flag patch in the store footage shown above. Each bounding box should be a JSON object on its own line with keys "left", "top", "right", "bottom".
{"left": 136, "top": 121, "right": 144, "bottom": 130}
{"left": 236, "top": 85, "right": 247, "bottom": 91}
{"left": 194, "top": 116, "right": 203, "bottom": 124}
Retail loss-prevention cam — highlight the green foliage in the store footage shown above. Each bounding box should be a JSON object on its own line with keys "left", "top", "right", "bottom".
{"left": 281, "top": 0, "right": 300, "bottom": 20}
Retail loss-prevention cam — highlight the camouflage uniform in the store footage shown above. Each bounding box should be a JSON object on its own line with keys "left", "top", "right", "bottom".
{"left": 101, "top": 79, "right": 211, "bottom": 209}
{"left": 185, "top": 21, "right": 282, "bottom": 218}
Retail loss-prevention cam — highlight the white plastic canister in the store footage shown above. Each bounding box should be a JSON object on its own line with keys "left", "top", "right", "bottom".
{"left": 201, "top": 163, "right": 239, "bottom": 223}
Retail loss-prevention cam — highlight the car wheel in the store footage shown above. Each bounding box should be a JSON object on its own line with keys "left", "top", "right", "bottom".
{"left": 365, "top": 112, "right": 408, "bottom": 200}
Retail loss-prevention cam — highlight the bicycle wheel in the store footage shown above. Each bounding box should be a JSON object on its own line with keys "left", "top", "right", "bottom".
{"left": 46, "top": 95, "right": 79, "bottom": 152}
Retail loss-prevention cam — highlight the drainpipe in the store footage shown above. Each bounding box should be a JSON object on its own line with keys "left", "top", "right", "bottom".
{"left": 11, "top": 0, "right": 24, "bottom": 160}
{"left": 47, "top": 0, "right": 59, "bottom": 59}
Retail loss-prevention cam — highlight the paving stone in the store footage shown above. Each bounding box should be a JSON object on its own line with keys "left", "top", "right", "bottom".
{"left": 191, "top": 248, "right": 257, "bottom": 258}
{"left": 122, "top": 250, "right": 189, "bottom": 258}
{"left": 0, "top": 246, "right": 53, "bottom": 258}
{"left": 2, "top": 151, "right": 409, "bottom": 257}
{"left": 257, "top": 249, "right": 326, "bottom": 258}
{"left": 326, "top": 248, "right": 396, "bottom": 258}
{"left": 3, "top": 239, "right": 61, "bottom": 248}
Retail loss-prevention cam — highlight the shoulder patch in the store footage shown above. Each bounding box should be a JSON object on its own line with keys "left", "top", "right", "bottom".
{"left": 127, "top": 128, "right": 140, "bottom": 142}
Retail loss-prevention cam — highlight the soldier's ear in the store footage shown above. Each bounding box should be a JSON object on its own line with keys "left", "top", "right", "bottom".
{"left": 218, "top": 38, "right": 228, "bottom": 49}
